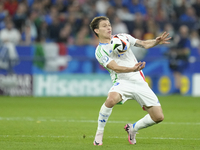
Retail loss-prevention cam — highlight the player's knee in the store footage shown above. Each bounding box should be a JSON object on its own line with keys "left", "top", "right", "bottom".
{"left": 105, "top": 97, "right": 118, "bottom": 108}
{"left": 154, "top": 114, "right": 164, "bottom": 123}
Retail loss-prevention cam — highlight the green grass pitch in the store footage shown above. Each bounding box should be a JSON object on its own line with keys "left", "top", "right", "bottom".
{"left": 0, "top": 95, "right": 200, "bottom": 150}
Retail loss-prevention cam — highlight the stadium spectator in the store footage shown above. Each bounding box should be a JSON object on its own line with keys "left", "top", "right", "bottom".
{"left": 131, "top": 12, "right": 146, "bottom": 33}
{"left": 192, "top": 0, "right": 200, "bottom": 17}
{"left": 58, "top": 23, "right": 73, "bottom": 44}
{"left": 145, "top": 7, "right": 155, "bottom": 21}
{"left": 74, "top": 26, "right": 92, "bottom": 45}
{"left": 44, "top": 5, "right": 58, "bottom": 25}
{"left": 67, "top": 13, "right": 81, "bottom": 37}
{"left": 190, "top": 30, "right": 200, "bottom": 48}
{"left": 0, "top": 2, "right": 8, "bottom": 22}
{"left": 155, "top": 8, "right": 168, "bottom": 23}
{"left": 112, "top": 16, "right": 129, "bottom": 35}
{"left": 54, "top": 0, "right": 67, "bottom": 13}
{"left": 131, "top": 28, "right": 147, "bottom": 61}
{"left": 0, "top": 0, "right": 199, "bottom": 46}
{"left": 105, "top": 6, "right": 115, "bottom": 23}
{"left": 25, "top": 11, "right": 38, "bottom": 42}
{"left": 123, "top": 0, "right": 147, "bottom": 15}
{"left": 0, "top": 20, "right": 21, "bottom": 45}
{"left": 81, "top": 0, "right": 97, "bottom": 18}
{"left": 116, "top": 6, "right": 134, "bottom": 22}
{"left": 163, "top": 23, "right": 176, "bottom": 47}
{"left": 168, "top": 25, "right": 191, "bottom": 94}
{"left": 0, "top": 20, "right": 20, "bottom": 73}
{"left": 143, "top": 18, "right": 159, "bottom": 40}
{"left": 41, "top": 0, "right": 52, "bottom": 12}
{"left": 47, "top": 15, "right": 63, "bottom": 42}
{"left": 13, "top": 2, "right": 27, "bottom": 32}
{"left": 31, "top": 0, "right": 44, "bottom": 15}
{"left": 38, "top": 21, "right": 48, "bottom": 42}
{"left": 110, "top": 0, "right": 123, "bottom": 8}
{"left": 96, "top": 0, "right": 110, "bottom": 16}
{"left": 174, "top": 0, "right": 187, "bottom": 19}
{"left": 179, "top": 6, "right": 197, "bottom": 23}
{"left": 3, "top": 0, "right": 18, "bottom": 16}
{"left": 162, "top": 0, "right": 176, "bottom": 21}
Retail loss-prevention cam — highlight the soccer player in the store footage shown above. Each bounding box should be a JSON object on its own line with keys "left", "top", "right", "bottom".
{"left": 89, "top": 16, "right": 171, "bottom": 146}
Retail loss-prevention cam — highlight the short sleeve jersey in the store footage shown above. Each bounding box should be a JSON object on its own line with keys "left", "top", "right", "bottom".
{"left": 95, "top": 33, "right": 145, "bottom": 83}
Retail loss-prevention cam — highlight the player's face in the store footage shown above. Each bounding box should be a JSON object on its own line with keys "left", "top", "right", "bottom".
{"left": 96, "top": 20, "right": 112, "bottom": 39}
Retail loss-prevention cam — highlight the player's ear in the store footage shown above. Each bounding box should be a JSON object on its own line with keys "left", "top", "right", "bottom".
{"left": 94, "top": 29, "right": 99, "bottom": 35}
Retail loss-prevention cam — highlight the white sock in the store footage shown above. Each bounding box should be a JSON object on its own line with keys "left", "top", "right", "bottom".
{"left": 96, "top": 103, "right": 113, "bottom": 133}
{"left": 132, "top": 114, "right": 156, "bottom": 132}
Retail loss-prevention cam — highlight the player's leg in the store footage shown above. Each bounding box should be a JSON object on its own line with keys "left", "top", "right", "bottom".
{"left": 94, "top": 92, "right": 122, "bottom": 145}
{"left": 124, "top": 79, "right": 164, "bottom": 144}
{"left": 144, "top": 105, "right": 164, "bottom": 123}
{"left": 124, "top": 106, "right": 164, "bottom": 145}
{"left": 131, "top": 105, "right": 164, "bottom": 132}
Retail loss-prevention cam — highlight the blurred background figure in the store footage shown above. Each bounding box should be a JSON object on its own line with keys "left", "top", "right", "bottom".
{"left": 3, "top": 0, "right": 18, "bottom": 16}
{"left": 190, "top": 30, "right": 200, "bottom": 48}
{"left": 58, "top": 23, "right": 73, "bottom": 45}
{"left": 0, "top": 2, "right": 8, "bottom": 29}
{"left": 112, "top": 16, "right": 128, "bottom": 35}
{"left": 75, "top": 25, "right": 92, "bottom": 46}
{"left": 123, "top": 0, "right": 146, "bottom": 16}
{"left": 167, "top": 25, "right": 191, "bottom": 94}
{"left": 0, "top": 20, "right": 20, "bottom": 73}
{"left": 13, "top": 2, "right": 27, "bottom": 33}
{"left": 131, "top": 28, "right": 147, "bottom": 61}
{"left": 96, "top": 0, "right": 110, "bottom": 16}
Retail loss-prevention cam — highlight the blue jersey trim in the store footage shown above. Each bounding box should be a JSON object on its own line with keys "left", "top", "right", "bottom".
{"left": 99, "top": 42, "right": 109, "bottom": 46}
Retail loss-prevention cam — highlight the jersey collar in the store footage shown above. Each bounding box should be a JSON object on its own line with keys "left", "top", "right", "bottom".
{"left": 99, "top": 42, "right": 109, "bottom": 45}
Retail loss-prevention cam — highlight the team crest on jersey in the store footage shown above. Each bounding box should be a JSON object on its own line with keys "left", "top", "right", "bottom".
{"left": 101, "top": 56, "right": 109, "bottom": 63}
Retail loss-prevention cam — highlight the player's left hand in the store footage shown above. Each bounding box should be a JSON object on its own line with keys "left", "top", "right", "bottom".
{"left": 133, "top": 61, "right": 146, "bottom": 72}
{"left": 156, "top": 31, "right": 171, "bottom": 45}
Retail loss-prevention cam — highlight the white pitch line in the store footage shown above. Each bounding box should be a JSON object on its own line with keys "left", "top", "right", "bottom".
{"left": 0, "top": 135, "right": 200, "bottom": 141}
{"left": 0, "top": 117, "right": 200, "bottom": 125}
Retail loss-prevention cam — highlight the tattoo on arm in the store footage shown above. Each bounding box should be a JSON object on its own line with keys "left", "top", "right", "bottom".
{"left": 134, "top": 42, "right": 145, "bottom": 48}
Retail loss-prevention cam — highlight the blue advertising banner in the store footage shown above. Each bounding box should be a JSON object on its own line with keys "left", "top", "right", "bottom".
{"left": 0, "top": 45, "right": 33, "bottom": 74}
{"left": 0, "top": 44, "right": 199, "bottom": 96}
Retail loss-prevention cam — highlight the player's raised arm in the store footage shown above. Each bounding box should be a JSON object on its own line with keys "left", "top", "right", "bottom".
{"left": 107, "top": 60, "right": 146, "bottom": 73}
{"left": 134, "top": 31, "right": 171, "bottom": 49}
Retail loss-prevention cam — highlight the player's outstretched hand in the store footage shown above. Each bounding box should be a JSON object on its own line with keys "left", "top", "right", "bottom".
{"left": 133, "top": 61, "right": 146, "bottom": 72}
{"left": 156, "top": 31, "right": 171, "bottom": 45}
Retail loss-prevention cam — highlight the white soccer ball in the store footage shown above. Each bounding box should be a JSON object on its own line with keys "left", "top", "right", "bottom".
{"left": 110, "top": 34, "right": 130, "bottom": 54}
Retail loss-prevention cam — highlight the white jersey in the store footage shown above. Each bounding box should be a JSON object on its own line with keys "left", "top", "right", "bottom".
{"left": 95, "top": 33, "right": 145, "bottom": 83}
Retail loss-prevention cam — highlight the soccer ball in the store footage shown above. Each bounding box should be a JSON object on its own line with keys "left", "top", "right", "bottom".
{"left": 110, "top": 34, "right": 130, "bottom": 54}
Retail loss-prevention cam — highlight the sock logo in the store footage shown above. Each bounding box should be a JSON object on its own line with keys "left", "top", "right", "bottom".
{"left": 100, "top": 113, "right": 109, "bottom": 117}
{"left": 99, "top": 119, "right": 106, "bottom": 122}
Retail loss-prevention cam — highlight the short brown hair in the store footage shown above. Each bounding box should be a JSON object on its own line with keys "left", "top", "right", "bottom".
{"left": 89, "top": 16, "right": 109, "bottom": 37}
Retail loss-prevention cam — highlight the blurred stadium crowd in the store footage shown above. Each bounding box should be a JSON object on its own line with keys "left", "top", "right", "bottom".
{"left": 0, "top": 0, "right": 200, "bottom": 48}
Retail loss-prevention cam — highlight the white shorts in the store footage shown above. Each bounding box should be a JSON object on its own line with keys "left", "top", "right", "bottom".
{"left": 108, "top": 79, "right": 161, "bottom": 108}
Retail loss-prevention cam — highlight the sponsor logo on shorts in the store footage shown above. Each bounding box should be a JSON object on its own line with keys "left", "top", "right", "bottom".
{"left": 114, "top": 82, "right": 120, "bottom": 86}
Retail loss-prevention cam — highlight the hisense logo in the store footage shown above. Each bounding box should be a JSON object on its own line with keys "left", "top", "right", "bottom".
{"left": 34, "top": 75, "right": 112, "bottom": 96}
